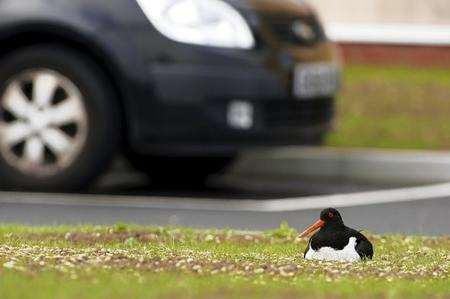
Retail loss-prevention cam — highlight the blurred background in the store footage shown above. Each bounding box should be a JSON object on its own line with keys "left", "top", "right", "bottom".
{"left": 0, "top": 0, "right": 449, "bottom": 234}
{"left": 313, "top": 0, "right": 450, "bottom": 150}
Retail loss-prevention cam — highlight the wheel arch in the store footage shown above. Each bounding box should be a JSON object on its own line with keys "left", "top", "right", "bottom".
{"left": 0, "top": 23, "right": 129, "bottom": 144}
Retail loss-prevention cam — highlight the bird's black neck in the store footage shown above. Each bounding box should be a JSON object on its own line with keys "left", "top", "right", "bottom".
{"left": 322, "top": 222, "right": 346, "bottom": 231}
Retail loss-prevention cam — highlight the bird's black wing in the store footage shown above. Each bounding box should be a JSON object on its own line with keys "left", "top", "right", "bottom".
{"left": 356, "top": 239, "right": 373, "bottom": 260}
{"left": 349, "top": 229, "right": 373, "bottom": 260}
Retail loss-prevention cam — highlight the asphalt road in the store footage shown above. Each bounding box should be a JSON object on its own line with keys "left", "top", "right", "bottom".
{"left": 95, "top": 167, "right": 391, "bottom": 199}
{"left": 0, "top": 165, "right": 449, "bottom": 236}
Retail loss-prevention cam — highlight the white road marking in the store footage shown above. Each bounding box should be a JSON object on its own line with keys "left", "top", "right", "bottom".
{"left": 1, "top": 182, "right": 450, "bottom": 212}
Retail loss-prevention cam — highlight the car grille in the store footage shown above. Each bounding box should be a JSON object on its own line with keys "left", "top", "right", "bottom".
{"left": 264, "top": 98, "right": 334, "bottom": 127}
{"left": 261, "top": 14, "right": 326, "bottom": 46}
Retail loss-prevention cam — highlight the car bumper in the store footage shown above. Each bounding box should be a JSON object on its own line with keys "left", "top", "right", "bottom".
{"left": 129, "top": 56, "right": 337, "bottom": 155}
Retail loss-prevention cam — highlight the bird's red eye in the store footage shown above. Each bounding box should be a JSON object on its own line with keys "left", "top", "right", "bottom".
{"left": 328, "top": 212, "right": 334, "bottom": 219}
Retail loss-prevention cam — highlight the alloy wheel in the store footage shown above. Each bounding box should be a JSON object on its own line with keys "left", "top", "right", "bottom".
{"left": 0, "top": 69, "right": 88, "bottom": 176}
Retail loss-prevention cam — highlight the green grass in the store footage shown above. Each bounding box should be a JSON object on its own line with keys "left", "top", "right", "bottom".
{"left": 0, "top": 224, "right": 449, "bottom": 298}
{"left": 327, "top": 65, "right": 450, "bottom": 150}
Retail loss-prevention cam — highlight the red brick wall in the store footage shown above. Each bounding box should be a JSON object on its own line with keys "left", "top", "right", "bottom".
{"left": 338, "top": 43, "right": 450, "bottom": 67}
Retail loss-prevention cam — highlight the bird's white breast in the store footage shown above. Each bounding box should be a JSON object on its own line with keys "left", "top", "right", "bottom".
{"left": 305, "top": 237, "right": 360, "bottom": 262}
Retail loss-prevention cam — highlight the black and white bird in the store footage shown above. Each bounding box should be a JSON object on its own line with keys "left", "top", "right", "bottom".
{"left": 298, "top": 208, "right": 373, "bottom": 262}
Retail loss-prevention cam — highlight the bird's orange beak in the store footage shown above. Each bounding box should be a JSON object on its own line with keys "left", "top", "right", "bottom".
{"left": 297, "top": 219, "right": 325, "bottom": 239}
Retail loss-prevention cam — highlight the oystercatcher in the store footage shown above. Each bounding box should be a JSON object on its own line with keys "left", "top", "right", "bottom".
{"left": 297, "top": 208, "right": 373, "bottom": 262}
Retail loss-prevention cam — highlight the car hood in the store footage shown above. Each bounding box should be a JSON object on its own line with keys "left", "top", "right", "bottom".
{"left": 247, "top": 0, "right": 314, "bottom": 16}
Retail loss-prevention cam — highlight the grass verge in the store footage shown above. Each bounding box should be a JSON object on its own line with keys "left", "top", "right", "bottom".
{"left": 327, "top": 65, "right": 450, "bottom": 150}
{"left": 0, "top": 224, "right": 449, "bottom": 299}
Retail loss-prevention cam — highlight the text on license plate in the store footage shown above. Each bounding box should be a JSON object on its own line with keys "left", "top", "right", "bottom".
{"left": 293, "top": 63, "right": 341, "bottom": 99}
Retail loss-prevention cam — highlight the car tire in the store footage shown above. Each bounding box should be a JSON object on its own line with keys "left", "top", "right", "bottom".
{"left": 127, "top": 154, "right": 236, "bottom": 185}
{"left": 0, "top": 45, "right": 121, "bottom": 191}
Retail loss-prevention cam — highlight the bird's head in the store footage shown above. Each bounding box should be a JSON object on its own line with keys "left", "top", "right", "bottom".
{"left": 297, "top": 208, "right": 345, "bottom": 240}
{"left": 319, "top": 208, "right": 344, "bottom": 227}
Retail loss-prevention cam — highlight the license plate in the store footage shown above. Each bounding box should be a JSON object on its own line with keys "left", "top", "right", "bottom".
{"left": 293, "top": 63, "right": 341, "bottom": 99}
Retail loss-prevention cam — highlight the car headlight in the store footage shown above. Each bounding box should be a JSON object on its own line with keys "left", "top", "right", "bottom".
{"left": 135, "top": 0, "right": 255, "bottom": 49}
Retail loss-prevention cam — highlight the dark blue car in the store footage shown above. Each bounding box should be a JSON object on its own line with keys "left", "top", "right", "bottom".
{"left": 0, "top": 0, "right": 340, "bottom": 190}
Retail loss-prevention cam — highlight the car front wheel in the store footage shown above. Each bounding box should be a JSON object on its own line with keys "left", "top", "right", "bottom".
{"left": 0, "top": 46, "right": 120, "bottom": 191}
